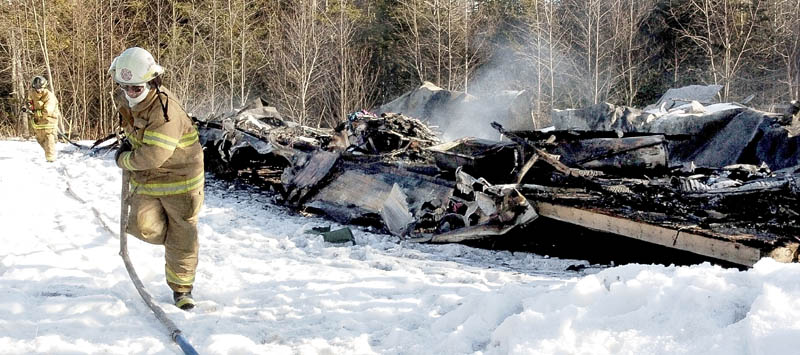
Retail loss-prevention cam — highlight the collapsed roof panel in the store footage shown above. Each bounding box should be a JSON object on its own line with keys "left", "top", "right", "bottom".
{"left": 546, "top": 100, "right": 799, "bottom": 170}
{"left": 644, "top": 84, "right": 724, "bottom": 111}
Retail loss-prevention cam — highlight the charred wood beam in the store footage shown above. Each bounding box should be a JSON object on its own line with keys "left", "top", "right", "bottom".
{"left": 535, "top": 148, "right": 575, "bottom": 176}
{"left": 515, "top": 153, "right": 539, "bottom": 184}
{"left": 571, "top": 136, "right": 667, "bottom": 166}
{"left": 534, "top": 202, "right": 799, "bottom": 267}
{"left": 493, "top": 183, "right": 593, "bottom": 199}
{"left": 491, "top": 122, "right": 577, "bottom": 177}
{"left": 283, "top": 150, "right": 341, "bottom": 206}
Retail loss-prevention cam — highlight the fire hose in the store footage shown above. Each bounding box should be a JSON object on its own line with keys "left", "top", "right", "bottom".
{"left": 119, "top": 170, "right": 198, "bottom": 355}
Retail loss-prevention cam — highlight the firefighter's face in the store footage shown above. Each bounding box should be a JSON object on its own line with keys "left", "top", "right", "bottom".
{"left": 121, "top": 84, "right": 146, "bottom": 98}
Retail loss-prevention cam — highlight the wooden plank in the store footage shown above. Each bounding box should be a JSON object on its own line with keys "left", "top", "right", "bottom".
{"left": 535, "top": 202, "right": 764, "bottom": 266}
{"left": 515, "top": 153, "right": 539, "bottom": 184}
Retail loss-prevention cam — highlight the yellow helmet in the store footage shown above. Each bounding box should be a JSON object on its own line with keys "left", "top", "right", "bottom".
{"left": 109, "top": 47, "right": 164, "bottom": 85}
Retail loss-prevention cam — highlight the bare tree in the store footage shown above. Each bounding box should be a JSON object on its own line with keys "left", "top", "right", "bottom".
{"left": 670, "top": 0, "right": 766, "bottom": 101}
{"left": 322, "top": 0, "right": 379, "bottom": 125}
{"left": 514, "top": 0, "right": 573, "bottom": 124}
{"left": 455, "top": 0, "right": 493, "bottom": 94}
{"left": 209, "top": 0, "right": 220, "bottom": 114}
{"left": 394, "top": 0, "right": 489, "bottom": 92}
{"left": 4, "top": 1, "right": 30, "bottom": 134}
{"left": 396, "top": 0, "right": 427, "bottom": 82}
{"left": 562, "top": 0, "right": 626, "bottom": 105}
{"left": 766, "top": 0, "right": 800, "bottom": 100}
{"left": 275, "top": 0, "right": 327, "bottom": 126}
{"left": 615, "top": 0, "right": 657, "bottom": 105}
{"left": 65, "top": 0, "right": 91, "bottom": 137}
{"left": 1, "top": 0, "right": 795, "bottom": 140}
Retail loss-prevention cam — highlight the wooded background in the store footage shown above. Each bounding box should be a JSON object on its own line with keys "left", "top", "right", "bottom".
{"left": 1, "top": 0, "right": 798, "bottom": 139}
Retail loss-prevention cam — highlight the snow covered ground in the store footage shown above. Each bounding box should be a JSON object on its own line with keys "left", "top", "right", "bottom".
{"left": 2, "top": 139, "right": 800, "bottom": 355}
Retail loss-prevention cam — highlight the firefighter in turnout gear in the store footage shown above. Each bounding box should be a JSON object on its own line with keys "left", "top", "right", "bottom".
{"left": 26, "top": 76, "right": 60, "bottom": 162}
{"left": 109, "top": 47, "right": 204, "bottom": 310}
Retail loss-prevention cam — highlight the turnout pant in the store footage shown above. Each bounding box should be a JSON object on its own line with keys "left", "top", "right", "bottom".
{"left": 34, "top": 128, "right": 57, "bottom": 162}
{"left": 127, "top": 188, "right": 204, "bottom": 293}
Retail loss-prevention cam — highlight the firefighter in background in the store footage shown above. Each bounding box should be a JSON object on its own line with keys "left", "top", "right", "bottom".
{"left": 26, "top": 76, "right": 60, "bottom": 162}
{"left": 109, "top": 47, "right": 205, "bottom": 310}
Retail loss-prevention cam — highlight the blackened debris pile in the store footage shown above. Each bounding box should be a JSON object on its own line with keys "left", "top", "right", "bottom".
{"left": 196, "top": 87, "right": 800, "bottom": 267}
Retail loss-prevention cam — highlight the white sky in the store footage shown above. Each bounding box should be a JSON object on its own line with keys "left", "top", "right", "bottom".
{"left": 1, "top": 140, "right": 799, "bottom": 355}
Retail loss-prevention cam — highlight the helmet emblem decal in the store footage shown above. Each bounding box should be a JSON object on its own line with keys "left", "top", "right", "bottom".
{"left": 120, "top": 68, "right": 133, "bottom": 81}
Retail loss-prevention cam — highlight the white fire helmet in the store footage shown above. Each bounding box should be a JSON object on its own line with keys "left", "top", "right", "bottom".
{"left": 109, "top": 47, "right": 164, "bottom": 85}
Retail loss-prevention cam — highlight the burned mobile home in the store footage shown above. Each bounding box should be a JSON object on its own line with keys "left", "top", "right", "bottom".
{"left": 196, "top": 86, "right": 800, "bottom": 268}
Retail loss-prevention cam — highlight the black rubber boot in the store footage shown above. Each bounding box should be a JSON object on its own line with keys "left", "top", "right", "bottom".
{"left": 173, "top": 291, "right": 195, "bottom": 310}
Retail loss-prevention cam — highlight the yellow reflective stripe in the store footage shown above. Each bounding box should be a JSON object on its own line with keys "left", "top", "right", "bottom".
{"left": 175, "top": 295, "right": 195, "bottom": 308}
{"left": 128, "top": 135, "right": 143, "bottom": 149}
{"left": 121, "top": 151, "right": 136, "bottom": 170}
{"left": 130, "top": 172, "right": 204, "bottom": 196}
{"left": 142, "top": 130, "right": 179, "bottom": 150}
{"left": 30, "top": 121, "right": 56, "bottom": 130}
{"left": 178, "top": 130, "right": 199, "bottom": 148}
{"left": 166, "top": 265, "right": 195, "bottom": 286}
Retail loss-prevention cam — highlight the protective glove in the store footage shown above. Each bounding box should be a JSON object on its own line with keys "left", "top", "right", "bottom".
{"left": 114, "top": 138, "right": 133, "bottom": 167}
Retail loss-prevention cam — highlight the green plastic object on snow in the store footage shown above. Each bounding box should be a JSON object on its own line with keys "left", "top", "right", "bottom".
{"left": 307, "top": 226, "right": 354, "bottom": 243}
